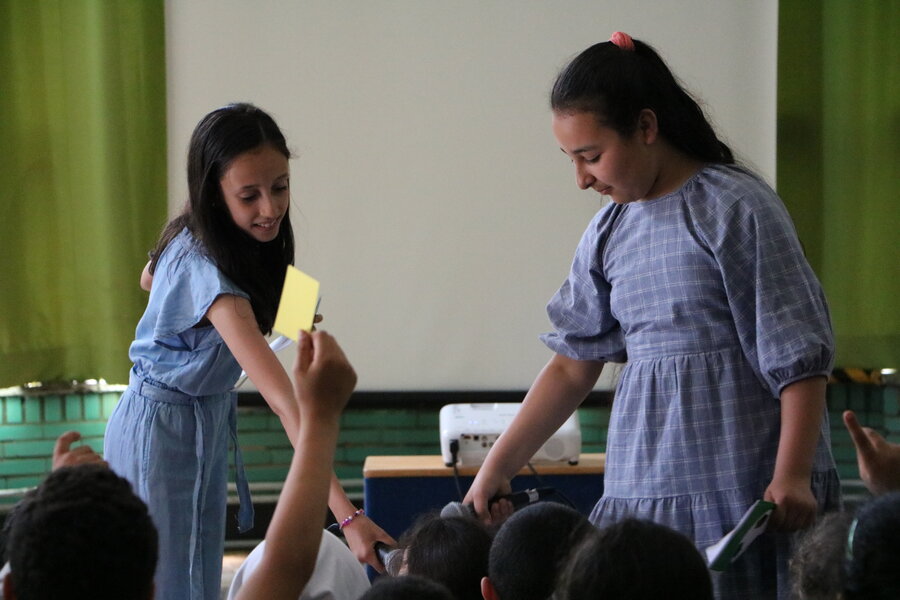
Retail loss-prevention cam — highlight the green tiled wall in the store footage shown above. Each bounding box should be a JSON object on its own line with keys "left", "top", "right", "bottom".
{"left": 1, "top": 393, "right": 117, "bottom": 501}
{"left": 1, "top": 385, "right": 896, "bottom": 506}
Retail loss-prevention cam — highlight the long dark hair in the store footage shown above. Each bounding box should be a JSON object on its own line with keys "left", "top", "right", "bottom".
{"left": 551, "top": 37, "right": 734, "bottom": 164}
{"left": 150, "top": 103, "right": 294, "bottom": 334}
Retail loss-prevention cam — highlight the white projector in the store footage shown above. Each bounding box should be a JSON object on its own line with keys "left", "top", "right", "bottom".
{"left": 439, "top": 403, "right": 582, "bottom": 467}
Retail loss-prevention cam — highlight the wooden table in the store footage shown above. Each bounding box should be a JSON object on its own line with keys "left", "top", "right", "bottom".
{"left": 362, "top": 454, "right": 605, "bottom": 539}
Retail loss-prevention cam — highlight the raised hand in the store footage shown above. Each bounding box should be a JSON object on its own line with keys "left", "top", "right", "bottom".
{"left": 293, "top": 330, "right": 356, "bottom": 420}
{"left": 52, "top": 431, "right": 107, "bottom": 471}
{"left": 843, "top": 409, "right": 900, "bottom": 495}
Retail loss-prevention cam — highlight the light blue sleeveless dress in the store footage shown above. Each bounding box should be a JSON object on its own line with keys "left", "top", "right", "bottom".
{"left": 541, "top": 165, "right": 841, "bottom": 600}
{"left": 105, "top": 228, "right": 253, "bottom": 600}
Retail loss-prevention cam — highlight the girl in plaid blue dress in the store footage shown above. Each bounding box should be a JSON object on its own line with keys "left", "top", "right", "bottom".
{"left": 465, "top": 33, "right": 840, "bottom": 599}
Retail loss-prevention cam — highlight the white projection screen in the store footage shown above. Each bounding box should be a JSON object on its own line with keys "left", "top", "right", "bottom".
{"left": 165, "top": 1, "right": 778, "bottom": 391}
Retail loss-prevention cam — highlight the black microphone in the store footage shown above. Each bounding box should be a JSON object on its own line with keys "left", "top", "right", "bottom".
{"left": 439, "top": 487, "right": 555, "bottom": 519}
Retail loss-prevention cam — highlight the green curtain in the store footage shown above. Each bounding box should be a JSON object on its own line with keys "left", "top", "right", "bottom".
{"left": 0, "top": 0, "right": 167, "bottom": 387}
{"left": 778, "top": 0, "right": 899, "bottom": 370}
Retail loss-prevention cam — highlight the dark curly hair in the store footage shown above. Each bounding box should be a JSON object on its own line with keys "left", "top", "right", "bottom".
{"left": 6, "top": 465, "right": 157, "bottom": 600}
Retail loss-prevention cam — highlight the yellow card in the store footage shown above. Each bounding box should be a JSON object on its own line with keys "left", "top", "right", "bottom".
{"left": 273, "top": 266, "right": 320, "bottom": 341}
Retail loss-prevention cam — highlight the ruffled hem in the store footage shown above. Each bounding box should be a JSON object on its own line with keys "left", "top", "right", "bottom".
{"left": 590, "top": 469, "right": 841, "bottom": 547}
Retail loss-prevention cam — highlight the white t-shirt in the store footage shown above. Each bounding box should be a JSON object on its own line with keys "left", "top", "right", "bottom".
{"left": 227, "top": 531, "right": 370, "bottom": 600}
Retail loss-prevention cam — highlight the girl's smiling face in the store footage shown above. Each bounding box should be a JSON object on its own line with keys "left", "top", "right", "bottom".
{"left": 552, "top": 109, "right": 661, "bottom": 204}
{"left": 219, "top": 145, "right": 290, "bottom": 242}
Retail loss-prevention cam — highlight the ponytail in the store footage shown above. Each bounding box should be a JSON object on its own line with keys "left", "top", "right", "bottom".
{"left": 551, "top": 34, "right": 733, "bottom": 164}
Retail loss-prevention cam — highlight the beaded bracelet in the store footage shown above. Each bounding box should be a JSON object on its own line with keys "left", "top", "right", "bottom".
{"left": 339, "top": 508, "right": 366, "bottom": 531}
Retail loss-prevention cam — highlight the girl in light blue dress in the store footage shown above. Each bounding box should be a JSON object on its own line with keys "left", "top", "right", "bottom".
{"left": 465, "top": 33, "right": 839, "bottom": 599}
{"left": 104, "top": 104, "right": 394, "bottom": 600}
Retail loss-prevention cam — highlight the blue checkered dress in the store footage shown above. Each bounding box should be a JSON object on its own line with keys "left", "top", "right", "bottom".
{"left": 541, "top": 164, "right": 841, "bottom": 600}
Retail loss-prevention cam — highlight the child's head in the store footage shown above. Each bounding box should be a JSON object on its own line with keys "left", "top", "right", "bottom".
{"left": 360, "top": 575, "right": 455, "bottom": 600}
{"left": 844, "top": 492, "right": 900, "bottom": 600}
{"left": 484, "top": 502, "right": 593, "bottom": 600}
{"left": 398, "top": 513, "right": 492, "bottom": 600}
{"left": 790, "top": 510, "right": 854, "bottom": 600}
{"left": 154, "top": 103, "right": 295, "bottom": 333}
{"left": 4, "top": 465, "right": 157, "bottom": 600}
{"left": 550, "top": 32, "right": 733, "bottom": 166}
{"left": 555, "top": 518, "right": 713, "bottom": 600}
{"left": 186, "top": 102, "right": 292, "bottom": 245}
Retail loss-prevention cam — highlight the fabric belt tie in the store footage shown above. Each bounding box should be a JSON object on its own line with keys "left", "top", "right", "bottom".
{"left": 229, "top": 391, "right": 254, "bottom": 533}
{"left": 127, "top": 373, "right": 255, "bottom": 535}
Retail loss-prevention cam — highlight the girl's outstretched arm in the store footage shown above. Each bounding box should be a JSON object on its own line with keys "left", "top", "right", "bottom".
{"left": 327, "top": 474, "right": 397, "bottom": 571}
{"left": 207, "top": 294, "right": 300, "bottom": 443}
{"left": 207, "top": 294, "right": 396, "bottom": 570}
{"left": 764, "top": 376, "right": 827, "bottom": 531}
{"left": 235, "top": 330, "right": 355, "bottom": 600}
{"left": 464, "top": 353, "right": 604, "bottom": 523}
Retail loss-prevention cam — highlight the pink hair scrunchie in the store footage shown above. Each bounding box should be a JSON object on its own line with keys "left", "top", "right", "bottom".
{"left": 609, "top": 31, "right": 635, "bottom": 51}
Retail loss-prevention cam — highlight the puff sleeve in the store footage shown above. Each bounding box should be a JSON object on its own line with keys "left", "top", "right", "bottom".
{"left": 689, "top": 170, "right": 834, "bottom": 397}
{"left": 540, "top": 204, "right": 627, "bottom": 363}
